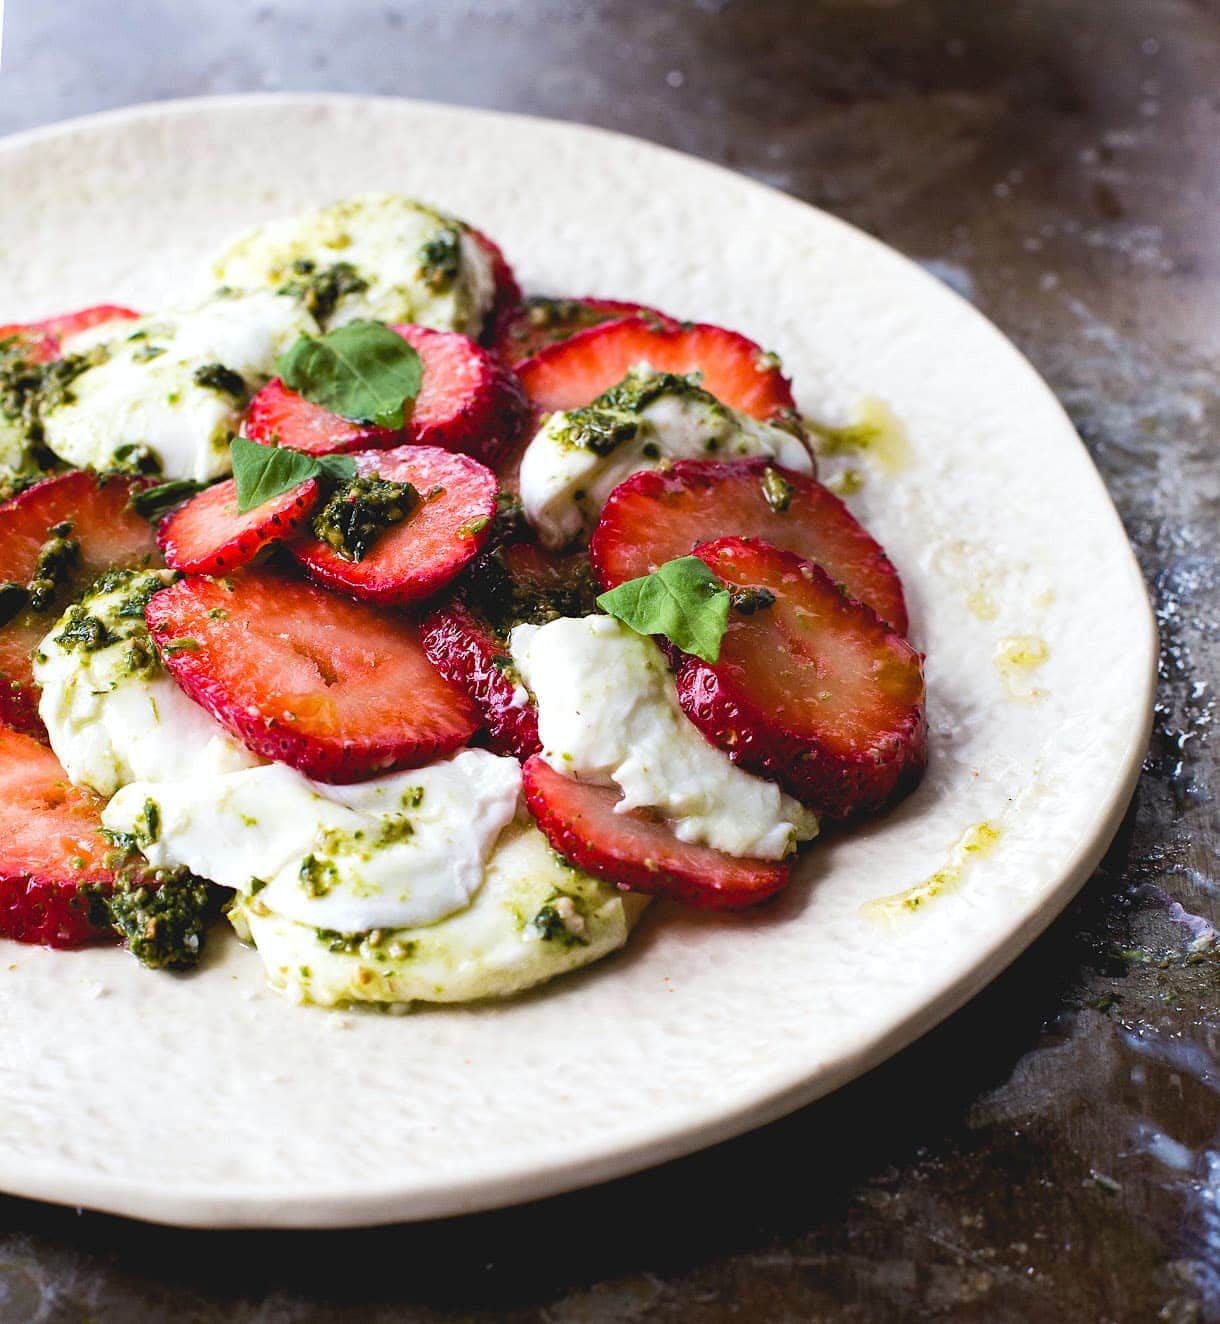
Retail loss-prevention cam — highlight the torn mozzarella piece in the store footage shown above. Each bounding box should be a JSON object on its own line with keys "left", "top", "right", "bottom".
{"left": 41, "top": 290, "right": 317, "bottom": 482}
{"left": 103, "top": 749, "right": 523, "bottom": 932}
{"left": 511, "top": 614, "right": 817, "bottom": 858}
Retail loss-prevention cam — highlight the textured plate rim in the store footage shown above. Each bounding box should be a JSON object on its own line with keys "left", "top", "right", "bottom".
{"left": 0, "top": 92, "right": 1157, "bottom": 1229}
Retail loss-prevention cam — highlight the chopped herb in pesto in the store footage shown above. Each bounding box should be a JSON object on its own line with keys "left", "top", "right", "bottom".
{"left": 300, "top": 853, "right": 339, "bottom": 897}
{"left": 760, "top": 466, "right": 794, "bottom": 513}
{"left": 101, "top": 874, "right": 219, "bottom": 971}
{"left": 0, "top": 338, "right": 98, "bottom": 449}
{"left": 160, "top": 637, "right": 200, "bottom": 655}
{"left": 418, "top": 225, "right": 462, "bottom": 292}
{"left": 129, "top": 478, "right": 207, "bottom": 522}
{"left": 193, "top": 362, "right": 248, "bottom": 401}
{"left": 53, "top": 604, "right": 119, "bottom": 653}
{"left": 553, "top": 406, "right": 639, "bottom": 457}
{"left": 730, "top": 586, "right": 777, "bottom": 615}
{"left": 376, "top": 815, "right": 414, "bottom": 846}
{"left": 457, "top": 514, "right": 490, "bottom": 540}
{"left": 312, "top": 474, "right": 418, "bottom": 562}
{"left": 594, "top": 367, "right": 716, "bottom": 416}
{"left": 530, "top": 894, "right": 590, "bottom": 946}
{"left": 101, "top": 797, "right": 161, "bottom": 852}
{"left": 0, "top": 582, "right": 26, "bottom": 626}
{"left": 0, "top": 468, "right": 41, "bottom": 505}
{"left": 111, "top": 442, "right": 162, "bottom": 476}
{"left": 26, "top": 521, "right": 80, "bottom": 612}
{"left": 463, "top": 545, "right": 599, "bottom": 635}
{"left": 278, "top": 259, "right": 370, "bottom": 324}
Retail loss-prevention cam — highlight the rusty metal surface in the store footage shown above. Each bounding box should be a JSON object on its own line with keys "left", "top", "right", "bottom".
{"left": 0, "top": 2, "right": 1217, "bottom": 1319}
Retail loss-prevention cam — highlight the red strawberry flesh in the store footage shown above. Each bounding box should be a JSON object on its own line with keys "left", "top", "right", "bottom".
{"left": 145, "top": 569, "right": 478, "bottom": 782}
{"left": 0, "top": 305, "right": 140, "bottom": 363}
{"left": 290, "top": 445, "right": 498, "bottom": 605}
{"left": 522, "top": 754, "right": 791, "bottom": 911}
{"left": 591, "top": 457, "right": 908, "bottom": 633}
{"left": 0, "top": 727, "right": 120, "bottom": 947}
{"left": 516, "top": 316, "right": 798, "bottom": 424}
{"left": 494, "top": 297, "right": 672, "bottom": 366}
{"left": 677, "top": 537, "right": 926, "bottom": 818}
{"left": 159, "top": 476, "right": 320, "bottom": 576}
{"left": 242, "top": 324, "right": 526, "bottom": 466}
{"left": 0, "top": 471, "right": 161, "bottom": 736}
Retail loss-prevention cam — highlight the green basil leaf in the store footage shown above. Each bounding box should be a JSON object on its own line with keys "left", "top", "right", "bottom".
{"left": 277, "top": 320, "right": 422, "bottom": 429}
{"left": 314, "top": 453, "right": 358, "bottom": 485}
{"left": 596, "top": 556, "right": 730, "bottom": 663}
{"left": 231, "top": 436, "right": 320, "bottom": 514}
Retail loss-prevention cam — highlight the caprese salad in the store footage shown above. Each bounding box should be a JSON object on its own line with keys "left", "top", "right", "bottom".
{"left": 0, "top": 193, "right": 926, "bottom": 1009}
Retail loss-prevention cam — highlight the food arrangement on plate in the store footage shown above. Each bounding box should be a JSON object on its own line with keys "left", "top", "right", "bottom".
{"left": 0, "top": 192, "right": 927, "bottom": 1010}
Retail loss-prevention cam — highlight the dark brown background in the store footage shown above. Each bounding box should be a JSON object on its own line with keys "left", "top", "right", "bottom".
{"left": 1, "top": 2, "right": 1218, "bottom": 1320}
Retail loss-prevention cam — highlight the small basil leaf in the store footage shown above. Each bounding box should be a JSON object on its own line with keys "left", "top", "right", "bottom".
{"left": 596, "top": 556, "right": 730, "bottom": 664}
{"left": 277, "top": 320, "right": 423, "bottom": 429}
{"left": 314, "top": 453, "right": 358, "bottom": 485}
{"left": 230, "top": 436, "right": 319, "bottom": 514}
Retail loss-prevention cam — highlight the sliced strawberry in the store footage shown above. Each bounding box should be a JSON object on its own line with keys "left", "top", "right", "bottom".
{"left": 419, "top": 542, "right": 598, "bottom": 759}
{"left": 0, "top": 304, "right": 139, "bottom": 363}
{"left": 146, "top": 569, "right": 478, "bottom": 781}
{"left": 516, "top": 316, "right": 798, "bottom": 424}
{"left": 241, "top": 377, "right": 397, "bottom": 456}
{"left": 420, "top": 602, "right": 539, "bottom": 760}
{"left": 493, "top": 297, "right": 672, "bottom": 366}
{"left": 290, "top": 445, "right": 498, "bottom": 606}
{"left": 522, "top": 754, "right": 790, "bottom": 911}
{"left": 467, "top": 226, "right": 523, "bottom": 347}
{"left": 677, "top": 538, "right": 926, "bottom": 818}
{"left": 159, "top": 476, "right": 320, "bottom": 575}
{"left": 0, "top": 471, "right": 161, "bottom": 736}
{"left": 591, "top": 458, "right": 909, "bottom": 633}
{"left": 0, "top": 727, "right": 121, "bottom": 947}
{"left": 242, "top": 324, "right": 527, "bottom": 466}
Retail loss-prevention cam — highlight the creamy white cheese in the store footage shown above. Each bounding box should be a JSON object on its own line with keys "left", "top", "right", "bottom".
{"left": 231, "top": 820, "right": 651, "bottom": 1008}
{"left": 33, "top": 569, "right": 258, "bottom": 797}
{"left": 511, "top": 615, "right": 817, "bottom": 858}
{"left": 41, "top": 290, "right": 317, "bottom": 481}
{"left": 519, "top": 366, "right": 814, "bottom": 548}
{"left": 212, "top": 193, "right": 496, "bottom": 335}
{"left": 103, "top": 749, "right": 523, "bottom": 932}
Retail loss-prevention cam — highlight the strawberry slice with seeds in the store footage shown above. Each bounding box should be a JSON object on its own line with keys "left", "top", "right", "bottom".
{"left": 0, "top": 727, "right": 123, "bottom": 947}
{"left": 420, "top": 542, "right": 598, "bottom": 759}
{"left": 290, "top": 445, "right": 498, "bottom": 606}
{"left": 0, "top": 471, "right": 161, "bottom": 737}
{"left": 516, "top": 316, "right": 798, "bottom": 424}
{"left": 159, "top": 476, "right": 320, "bottom": 575}
{"left": 522, "top": 754, "right": 790, "bottom": 911}
{"left": 145, "top": 568, "right": 478, "bottom": 781}
{"left": 592, "top": 458, "right": 909, "bottom": 633}
{"left": 0, "top": 304, "right": 139, "bottom": 363}
{"left": 420, "top": 602, "right": 538, "bottom": 760}
{"left": 677, "top": 537, "right": 926, "bottom": 818}
{"left": 242, "top": 324, "right": 527, "bottom": 466}
{"left": 493, "top": 297, "right": 673, "bottom": 366}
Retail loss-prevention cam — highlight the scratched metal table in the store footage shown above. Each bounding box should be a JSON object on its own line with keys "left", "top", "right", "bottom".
{"left": 1, "top": 2, "right": 1217, "bottom": 1320}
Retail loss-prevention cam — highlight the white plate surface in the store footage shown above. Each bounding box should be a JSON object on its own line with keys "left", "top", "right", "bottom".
{"left": 0, "top": 95, "right": 1155, "bottom": 1228}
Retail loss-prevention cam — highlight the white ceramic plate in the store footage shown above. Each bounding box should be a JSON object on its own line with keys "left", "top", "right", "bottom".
{"left": 0, "top": 95, "right": 1155, "bottom": 1228}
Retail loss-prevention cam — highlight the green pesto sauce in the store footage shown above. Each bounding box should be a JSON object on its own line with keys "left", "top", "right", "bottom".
{"left": 278, "top": 259, "right": 369, "bottom": 324}
{"left": 530, "top": 893, "right": 590, "bottom": 947}
{"left": 101, "top": 872, "right": 218, "bottom": 971}
{"left": 193, "top": 362, "right": 248, "bottom": 401}
{"left": 0, "top": 336, "right": 101, "bottom": 449}
{"left": 417, "top": 225, "right": 463, "bottom": 294}
{"left": 463, "top": 546, "right": 599, "bottom": 637}
{"left": 760, "top": 465, "right": 794, "bottom": 513}
{"left": 312, "top": 474, "right": 418, "bottom": 562}
{"left": 300, "top": 853, "right": 339, "bottom": 897}
{"left": 553, "top": 367, "right": 722, "bottom": 457}
{"left": 26, "top": 521, "right": 80, "bottom": 613}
